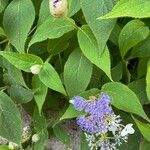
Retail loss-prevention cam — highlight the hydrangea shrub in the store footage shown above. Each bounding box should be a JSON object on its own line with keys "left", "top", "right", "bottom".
{"left": 0, "top": 0, "right": 150, "bottom": 149}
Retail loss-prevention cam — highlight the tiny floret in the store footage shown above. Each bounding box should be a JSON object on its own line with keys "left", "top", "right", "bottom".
{"left": 30, "top": 64, "right": 42, "bottom": 75}
{"left": 69, "top": 96, "right": 87, "bottom": 111}
{"left": 71, "top": 93, "right": 135, "bottom": 150}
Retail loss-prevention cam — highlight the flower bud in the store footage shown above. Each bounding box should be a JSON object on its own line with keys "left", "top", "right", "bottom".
{"left": 8, "top": 142, "right": 18, "bottom": 150}
{"left": 32, "top": 134, "right": 40, "bottom": 143}
{"left": 30, "top": 64, "right": 42, "bottom": 75}
{"left": 49, "top": 0, "right": 68, "bottom": 17}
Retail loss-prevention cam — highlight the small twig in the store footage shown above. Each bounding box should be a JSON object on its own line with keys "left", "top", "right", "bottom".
{"left": 0, "top": 39, "right": 8, "bottom": 45}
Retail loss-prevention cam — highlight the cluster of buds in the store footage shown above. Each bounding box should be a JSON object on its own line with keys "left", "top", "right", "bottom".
{"left": 49, "top": 0, "right": 68, "bottom": 17}
{"left": 70, "top": 93, "right": 135, "bottom": 150}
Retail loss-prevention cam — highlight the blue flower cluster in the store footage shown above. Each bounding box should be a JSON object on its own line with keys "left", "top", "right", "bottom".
{"left": 70, "top": 93, "right": 135, "bottom": 150}
{"left": 71, "top": 93, "right": 112, "bottom": 134}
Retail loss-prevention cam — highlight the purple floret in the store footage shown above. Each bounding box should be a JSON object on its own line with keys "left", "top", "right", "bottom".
{"left": 76, "top": 116, "right": 97, "bottom": 134}
{"left": 70, "top": 96, "right": 87, "bottom": 111}
{"left": 84, "top": 101, "right": 97, "bottom": 114}
{"left": 97, "top": 93, "right": 112, "bottom": 115}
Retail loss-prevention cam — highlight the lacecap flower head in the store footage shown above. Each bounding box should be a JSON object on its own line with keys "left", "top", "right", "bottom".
{"left": 70, "top": 93, "right": 135, "bottom": 150}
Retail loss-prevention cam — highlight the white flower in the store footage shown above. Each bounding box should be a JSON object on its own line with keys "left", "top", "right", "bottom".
{"left": 49, "top": 0, "right": 68, "bottom": 17}
{"left": 32, "top": 134, "right": 40, "bottom": 143}
{"left": 8, "top": 142, "right": 18, "bottom": 149}
{"left": 121, "top": 123, "right": 135, "bottom": 136}
{"left": 30, "top": 64, "right": 42, "bottom": 75}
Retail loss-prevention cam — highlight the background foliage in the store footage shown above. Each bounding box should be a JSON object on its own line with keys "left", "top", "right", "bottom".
{"left": 0, "top": 0, "right": 150, "bottom": 149}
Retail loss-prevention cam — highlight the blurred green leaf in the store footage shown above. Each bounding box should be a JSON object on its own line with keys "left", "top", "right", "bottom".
{"left": 0, "top": 92, "right": 22, "bottom": 144}
{"left": 133, "top": 117, "right": 150, "bottom": 142}
{"left": 100, "top": 0, "right": 150, "bottom": 19}
{"left": 102, "top": 82, "right": 149, "bottom": 121}
{"left": 128, "top": 79, "right": 149, "bottom": 105}
{"left": 32, "top": 76, "right": 48, "bottom": 115}
{"left": 119, "top": 20, "right": 149, "bottom": 58}
{"left": 140, "top": 140, "right": 150, "bottom": 150}
{"left": 80, "top": 133, "right": 90, "bottom": 150}
{"left": 68, "top": 0, "right": 80, "bottom": 17}
{"left": 38, "top": 62, "right": 66, "bottom": 95}
{"left": 29, "top": 17, "right": 75, "bottom": 47}
{"left": 0, "top": 145, "right": 11, "bottom": 150}
{"left": 81, "top": 0, "right": 116, "bottom": 54}
{"left": 64, "top": 48, "right": 93, "bottom": 97}
{"left": 130, "top": 35, "right": 150, "bottom": 58}
{"left": 0, "top": 27, "right": 6, "bottom": 37}
{"left": 8, "top": 84, "right": 33, "bottom": 103}
{"left": 53, "top": 124, "right": 71, "bottom": 145}
{"left": 0, "top": 51, "right": 43, "bottom": 72}
{"left": 33, "top": 108, "right": 48, "bottom": 150}
{"left": 78, "top": 25, "right": 112, "bottom": 80}
{"left": 0, "top": 0, "right": 8, "bottom": 12}
{"left": 3, "top": 0, "right": 35, "bottom": 52}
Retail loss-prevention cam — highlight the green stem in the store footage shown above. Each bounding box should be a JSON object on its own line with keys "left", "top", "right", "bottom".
{"left": 0, "top": 86, "right": 7, "bottom": 91}
{"left": 64, "top": 16, "right": 80, "bottom": 30}
{"left": 45, "top": 55, "right": 52, "bottom": 63}
{"left": 0, "top": 39, "right": 8, "bottom": 45}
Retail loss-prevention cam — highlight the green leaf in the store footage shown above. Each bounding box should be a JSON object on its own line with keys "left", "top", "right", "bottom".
{"left": 29, "top": 17, "right": 75, "bottom": 47}
{"left": 38, "top": 62, "right": 66, "bottom": 95}
{"left": 0, "top": 0, "right": 8, "bottom": 12}
{"left": 0, "top": 145, "right": 11, "bottom": 150}
{"left": 100, "top": 0, "right": 150, "bottom": 19}
{"left": 140, "top": 140, "right": 150, "bottom": 150}
{"left": 59, "top": 104, "right": 84, "bottom": 121}
{"left": 32, "top": 76, "right": 48, "bottom": 115}
{"left": 53, "top": 124, "right": 71, "bottom": 145}
{"left": 80, "top": 133, "right": 90, "bottom": 150}
{"left": 0, "top": 27, "right": 6, "bottom": 37}
{"left": 137, "top": 58, "right": 149, "bottom": 78}
{"left": 3, "top": 58, "right": 27, "bottom": 87}
{"left": 146, "top": 59, "right": 150, "bottom": 101}
{"left": 3, "top": 0, "right": 35, "bottom": 52}
{"left": 47, "top": 31, "right": 73, "bottom": 56}
{"left": 34, "top": 130, "right": 48, "bottom": 150}
{"left": 0, "top": 92, "right": 22, "bottom": 144}
{"left": 33, "top": 108, "right": 48, "bottom": 150}
{"left": 111, "top": 62, "right": 123, "bottom": 81}
{"left": 133, "top": 117, "right": 150, "bottom": 142}
{"left": 130, "top": 35, "right": 150, "bottom": 59}
{"left": 8, "top": 85, "right": 34, "bottom": 103}
{"left": 78, "top": 25, "right": 112, "bottom": 80}
{"left": 59, "top": 89, "right": 100, "bottom": 121}
{"left": 119, "top": 20, "right": 149, "bottom": 58}
{"left": 64, "top": 48, "right": 93, "bottom": 97}
{"left": 128, "top": 79, "right": 149, "bottom": 105}
{"left": 81, "top": 0, "right": 116, "bottom": 54}
{"left": 101, "top": 82, "right": 149, "bottom": 121}
{"left": 68, "top": 0, "right": 80, "bottom": 17}
{"left": 37, "top": 0, "right": 50, "bottom": 25}
{"left": 0, "top": 51, "right": 43, "bottom": 72}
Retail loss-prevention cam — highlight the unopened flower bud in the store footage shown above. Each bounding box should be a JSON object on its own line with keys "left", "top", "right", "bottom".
{"left": 8, "top": 142, "right": 18, "bottom": 150}
{"left": 30, "top": 64, "right": 42, "bottom": 75}
{"left": 49, "top": 0, "right": 68, "bottom": 17}
{"left": 32, "top": 134, "right": 40, "bottom": 143}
